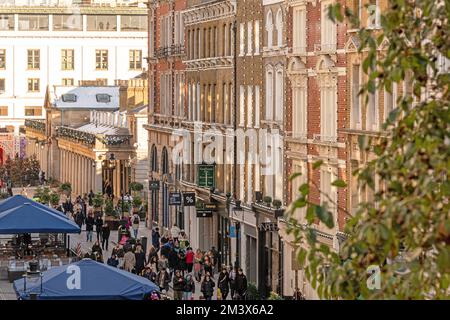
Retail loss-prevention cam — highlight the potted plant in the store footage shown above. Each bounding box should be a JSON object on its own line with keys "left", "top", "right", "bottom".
{"left": 132, "top": 196, "right": 143, "bottom": 213}
{"left": 246, "top": 283, "right": 261, "bottom": 300}
{"left": 272, "top": 199, "right": 282, "bottom": 209}
{"left": 92, "top": 192, "right": 104, "bottom": 215}
{"left": 104, "top": 199, "right": 120, "bottom": 230}
{"left": 130, "top": 182, "right": 144, "bottom": 194}
{"left": 49, "top": 192, "right": 60, "bottom": 208}
{"left": 268, "top": 291, "right": 283, "bottom": 300}
{"left": 59, "top": 182, "right": 72, "bottom": 197}
{"left": 263, "top": 196, "right": 272, "bottom": 207}
{"left": 40, "top": 187, "right": 51, "bottom": 205}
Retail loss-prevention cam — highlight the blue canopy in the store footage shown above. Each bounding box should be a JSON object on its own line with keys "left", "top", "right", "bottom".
{"left": 0, "top": 203, "right": 80, "bottom": 234}
{"left": 13, "top": 259, "right": 160, "bottom": 300}
{"left": 0, "top": 195, "right": 68, "bottom": 220}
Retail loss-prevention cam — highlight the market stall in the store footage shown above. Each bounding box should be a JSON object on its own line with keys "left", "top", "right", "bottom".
{"left": 0, "top": 198, "right": 80, "bottom": 282}
{"left": 13, "top": 258, "right": 160, "bottom": 300}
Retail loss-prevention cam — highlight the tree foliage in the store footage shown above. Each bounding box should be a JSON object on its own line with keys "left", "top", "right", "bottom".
{"left": 288, "top": 0, "right": 449, "bottom": 299}
{"left": 0, "top": 155, "right": 40, "bottom": 187}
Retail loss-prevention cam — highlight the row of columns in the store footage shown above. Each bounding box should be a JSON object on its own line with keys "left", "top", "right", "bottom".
{"left": 59, "top": 149, "right": 102, "bottom": 197}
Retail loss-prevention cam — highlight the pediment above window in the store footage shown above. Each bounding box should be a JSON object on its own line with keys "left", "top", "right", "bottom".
{"left": 345, "top": 35, "right": 360, "bottom": 53}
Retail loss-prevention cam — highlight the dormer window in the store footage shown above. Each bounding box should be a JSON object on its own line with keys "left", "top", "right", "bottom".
{"left": 61, "top": 93, "right": 77, "bottom": 102}
{"left": 96, "top": 93, "right": 111, "bottom": 103}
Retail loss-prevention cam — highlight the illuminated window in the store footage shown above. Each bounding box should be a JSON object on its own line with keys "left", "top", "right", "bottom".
{"left": 129, "top": 50, "right": 142, "bottom": 70}
{"left": 27, "top": 49, "right": 40, "bottom": 69}
{"left": 61, "top": 49, "right": 74, "bottom": 70}
{"left": 95, "top": 50, "right": 108, "bottom": 70}
{"left": 27, "top": 78, "right": 40, "bottom": 92}
{"left": 24, "top": 106, "right": 42, "bottom": 117}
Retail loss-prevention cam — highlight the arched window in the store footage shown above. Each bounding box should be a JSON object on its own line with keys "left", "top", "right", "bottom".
{"left": 275, "top": 68, "right": 284, "bottom": 122}
{"left": 266, "top": 11, "right": 273, "bottom": 48}
{"left": 265, "top": 66, "right": 274, "bottom": 120}
{"left": 151, "top": 145, "right": 158, "bottom": 172}
{"left": 162, "top": 147, "right": 169, "bottom": 175}
{"left": 276, "top": 9, "right": 283, "bottom": 47}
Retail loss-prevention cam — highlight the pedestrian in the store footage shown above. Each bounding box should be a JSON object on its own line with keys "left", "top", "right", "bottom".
{"left": 74, "top": 211, "right": 84, "bottom": 229}
{"left": 142, "top": 266, "right": 157, "bottom": 283}
{"left": 124, "top": 249, "right": 136, "bottom": 273}
{"left": 6, "top": 179, "right": 13, "bottom": 197}
{"left": 101, "top": 222, "right": 110, "bottom": 251}
{"left": 194, "top": 249, "right": 204, "bottom": 282}
{"left": 158, "top": 254, "right": 169, "bottom": 272}
{"left": 132, "top": 212, "right": 140, "bottom": 239}
{"left": 203, "top": 256, "right": 213, "bottom": 278}
{"left": 152, "top": 227, "right": 161, "bottom": 250}
{"left": 112, "top": 244, "right": 125, "bottom": 269}
{"left": 185, "top": 247, "right": 194, "bottom": 273}
{"left": 134, "top": 246, "right": 146, "bottom": 275}
{"left": 173, "top": 270, "right": 185, "bottom": 300}
{"left": 178, "top": 250, "right": 187, "bottom": 274}
{"left": 94, "top": 215, "right": 103, "bottom": 242}
{"left": 168, "top": 247, "right": 178, "bottom": 277}
{"left": 85, "top": 213, "right": 94, "bottom": 242}
{"left": 201, "top": 274, "right": 215, "bottom": 300}
{"left": 171, "top": 223, "right": 180, "bottom": 242}
{"left": 157, "top": 267, "right": 170, "bottom": 292}
{"left": 234, "top": 268, "right": 248, "bottom": 300}
{"left": 210, "top": 246, "right": 220, "bottom": 272}
{"left": 183, "top": 274, "right": 195, "bottom": 300}
{"left": 92, "top": 241, "right": 102, "bottom": 257}
{"left": 88, "top": 190, "right": 94, "bottom": 206}
{"left": 217, "top": 266, "right": 230, "bottom": 300}
{"left": 147, "top": 246, "right": 158, "bottom": 269}
{"left": 229, "top": 266, "right": 237, "bottom": 299}
{"left": 107, "top": 254, "right": 119, "bottom": 268}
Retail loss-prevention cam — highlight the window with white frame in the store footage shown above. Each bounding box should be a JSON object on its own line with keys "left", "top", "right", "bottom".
{"left": 266, "top": 11, "right": 273, "bottom": 49}
{"left": 247, "top": 21, "right": 253, "bottom": 55}
{"left": 254, "top": 20, "right": 260, "bottom": 55}
{"left": 292, "top": 79, "right": 307, "bottom": 138}
{"left": 239, "top": 23, "right": 245, "bottom": 56}
{"left": 246, "top": 162, "right": 253, "bottom": 204}
{"left": 319, "top": 75, "right": 337, "bottom": 141}
{"left": 367, "top": 0, "right": 380, "bottom": 29}
{"left": 351, "top": 64, "right": 362, "bottom": 129}
{"left": 321, "top": 1, "right": 336, "bottom": 52}
{"left": 275, "top": 68, "right": 284, "bottom": 122}
{"left": 291, "top": 162, "right": 307, "bottom": 220}
{"left": 274, "top": 146, "right": 283, "bottom": 201}
{"left": 320, "top": 167, "right": 337, "bottom": 227}
{"left": 265, "top": 67, "right": 274, "bottom": 120}
{"left": 247, "top": 85, "right": 253, "bottom": 127}
{"left": 293, "top": 6, "right": 306, "bottom": 54}
{"left": 255, "top": 85, "right": 261, "bottom": 127}
{"left": 367, "top": 83, "right": 378, "bottom": 131}
{"left": 239, "top": 85, "right": 245, "bottom": 126}
{"left": 276, "top": 9, "right": 283, "bottom": 48}
{"left": 384, "top": 82, "right": 397, "bottom": 121}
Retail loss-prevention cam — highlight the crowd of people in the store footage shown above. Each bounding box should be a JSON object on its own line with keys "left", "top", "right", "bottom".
{"left": 30, "top": 187, "right": 249, "bottom": 301}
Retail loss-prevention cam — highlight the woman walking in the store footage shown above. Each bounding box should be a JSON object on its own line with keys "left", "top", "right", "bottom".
{"left": 201, "top": 274, "right": 215, "bottom": 300}
{"left": 183, "top": 274, "right": 195, "bottom": 300}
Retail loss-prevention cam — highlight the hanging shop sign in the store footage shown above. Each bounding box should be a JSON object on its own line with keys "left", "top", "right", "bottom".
{"left": 183, "top": 193, "right": 196, "bottom": 207}
{"left": 169, "top": 192, "right": 182, "bottom": 206}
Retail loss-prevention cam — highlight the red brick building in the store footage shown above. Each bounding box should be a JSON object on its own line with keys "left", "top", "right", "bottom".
{"left": 146, "top": 0, "right": 187, "bottom": 232}
{"left": 281, "top": 0, "right": 347, "bottom": 299}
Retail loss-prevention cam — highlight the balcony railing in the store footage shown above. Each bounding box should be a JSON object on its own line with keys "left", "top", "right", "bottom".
{"left": 155, "top": 45, "right": 185, "bottom": 58}
{"left": 98, "top": 134, "right": 132, "bottom": 146}
{"left": 56, "top": 126, "right": 96, "bottom": 145}
{"left": 24, "top": 119, "right": 46, "bottom": 134}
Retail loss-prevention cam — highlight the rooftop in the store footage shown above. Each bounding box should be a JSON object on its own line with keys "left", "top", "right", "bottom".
{"left": 49, "top": 85, "right": 120, "bottom": 111}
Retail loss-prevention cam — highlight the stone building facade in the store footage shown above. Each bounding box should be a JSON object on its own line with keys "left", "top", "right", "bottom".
{"left": 146, "top": 0, "right": 188, "bottom": 235}
{"left": 180, "top": 0, "right": 237, "bottom": 256}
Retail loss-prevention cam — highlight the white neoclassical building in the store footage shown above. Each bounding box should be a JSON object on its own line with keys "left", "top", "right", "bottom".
{"left": 0, "top": 0, "right": 148, "bottom": 161}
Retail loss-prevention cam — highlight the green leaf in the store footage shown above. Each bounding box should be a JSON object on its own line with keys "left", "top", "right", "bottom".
{"left": 299, "top": 183, "right": 310, "bottom": 196}
{"left": 289, "top": 172, "right": 303, "bottom": 181}
{"left": 306, "top": 206, "right": 315, "bottom": 223}
{"left": 332, "top": 179, "right": 347, "bottom": 188}
{"left": 313, "top": 160, "right": 324, "bottom": 170}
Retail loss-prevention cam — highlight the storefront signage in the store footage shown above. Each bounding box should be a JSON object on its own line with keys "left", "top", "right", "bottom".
{"left": 149, "top": 180, "right": 160, "bottom": 191}
{"left": 259, "top": 222, "right": 278, "bottom": 232}
{"left": 183, "top": 193, "right": 196, "bottom": 206}
{"left": 197, "top": 164, "right": 215, "bottom": 188}
{"left": 169, "top": 192, "right": 182, "bottom": 206}
{"left": 229, "top": 225, "right": 236, "bottom": 238}
{"left": 196, "top": 209, "right": 213, "bottom": 218}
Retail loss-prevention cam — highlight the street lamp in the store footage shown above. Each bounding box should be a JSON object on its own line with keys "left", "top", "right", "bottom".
{"left": 22, "top": 261, "right": 43, "bottom": 300}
